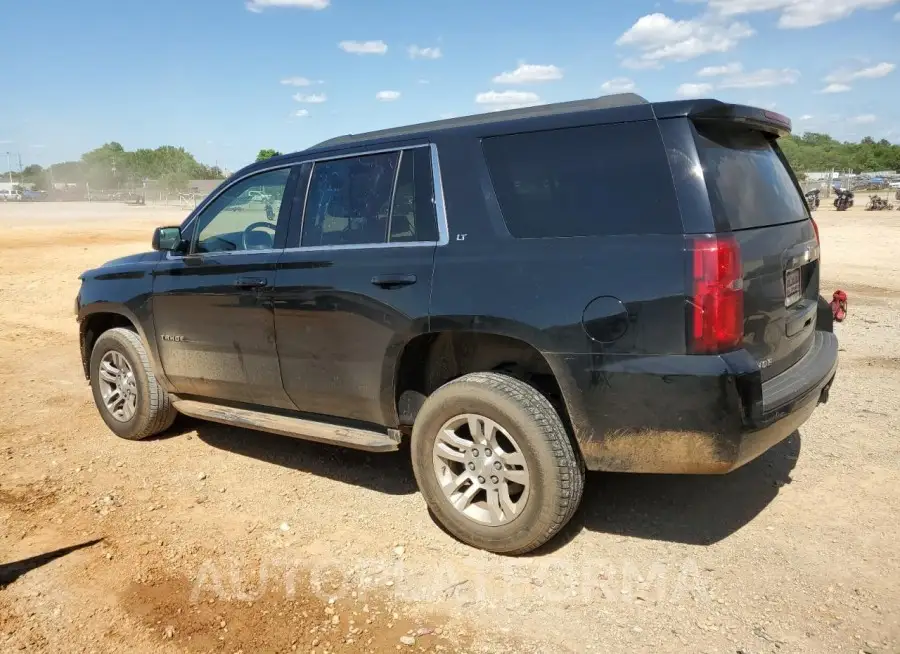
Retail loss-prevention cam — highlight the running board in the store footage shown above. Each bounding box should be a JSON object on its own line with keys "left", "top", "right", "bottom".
{"left": 172, "top": 399, "right": 401, "bottom": 453}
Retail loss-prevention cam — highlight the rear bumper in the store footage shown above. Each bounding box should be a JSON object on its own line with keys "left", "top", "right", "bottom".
{"left": 548, "top": 330, "right": 837, "bottom": 474}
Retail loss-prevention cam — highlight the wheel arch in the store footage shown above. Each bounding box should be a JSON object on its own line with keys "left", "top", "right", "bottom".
{"left": 78, "top": 304, "right": 158, "bottom": 381}
{"left": 390, "top": 330, "right": 580, "bottom": 439}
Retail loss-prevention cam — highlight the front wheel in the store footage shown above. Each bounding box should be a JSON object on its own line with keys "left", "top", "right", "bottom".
{"left": 89, "top": 327, "right": 176, "bottom": 440}
{"left": 411, "top": 372, "right": 585, "bottom": 555}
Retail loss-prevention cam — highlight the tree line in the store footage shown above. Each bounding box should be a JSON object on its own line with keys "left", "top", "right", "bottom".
{"left": 779, "top": 133, "right": 900, "bottom": 174}
{"left": 10, "top": 142, "right": 224, "bottom": 192}
{"left": 6, "top": 134, "right": 898, "bottom": 194}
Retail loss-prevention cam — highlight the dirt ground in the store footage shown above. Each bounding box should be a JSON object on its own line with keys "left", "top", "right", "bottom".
{"left": 1, "top": 200, "right": 898, "bottom": 654}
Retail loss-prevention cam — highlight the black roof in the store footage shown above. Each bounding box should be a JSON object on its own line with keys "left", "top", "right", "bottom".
{"left": 308, "top": 93, "right": 651, "bottom": 152}
{"left": 242, "top": 94, "right": 777, "bottom": 177}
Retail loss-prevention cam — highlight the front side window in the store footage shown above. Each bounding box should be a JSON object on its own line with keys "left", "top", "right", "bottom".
{"left": 193, "top": 168, "right": 291, "bottom": 254}
{"left": 301, "top": 148, "right": 439, "bottom": 247}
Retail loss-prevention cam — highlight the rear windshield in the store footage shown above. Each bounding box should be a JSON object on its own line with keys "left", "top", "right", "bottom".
{"left": 482, "top": 121, "right": 681, "bottom": 238}
{"left": 693, "top": 123, "right": 808, "bottom": 231}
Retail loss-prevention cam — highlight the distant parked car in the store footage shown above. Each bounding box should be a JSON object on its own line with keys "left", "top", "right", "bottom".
{"left": 22, "top": 190, "right": 45, "bottom": 201}
{"left": 0, "top": 189, "right": 23, "bottom": 201}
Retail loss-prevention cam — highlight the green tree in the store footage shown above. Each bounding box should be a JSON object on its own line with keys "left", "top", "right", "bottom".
{"left": 256, "top": 149, "right": 282, "bottom": 162}
{"left": 779, "top": 132, "right": 900, "bottom": 174}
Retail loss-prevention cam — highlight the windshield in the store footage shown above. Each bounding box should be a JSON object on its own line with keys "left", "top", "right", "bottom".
{"left": 694, "top": 122, "right": 809, "bottom": 230}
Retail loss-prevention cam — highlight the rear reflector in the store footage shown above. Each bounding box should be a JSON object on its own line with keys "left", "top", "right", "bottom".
{"left": 689, "top": 235, "right": 744, "bottom": 353}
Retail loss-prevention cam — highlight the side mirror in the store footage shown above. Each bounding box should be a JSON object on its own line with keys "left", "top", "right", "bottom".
{"left": 152, "top": 226, "right": 184, "bottom": 252}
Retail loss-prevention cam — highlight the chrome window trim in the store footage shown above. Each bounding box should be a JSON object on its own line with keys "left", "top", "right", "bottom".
{"left": 168, "top": 142, "right": 448, "bottom": 260}
{"left": 166, "top": 248, "right": 280, "bottom": 260}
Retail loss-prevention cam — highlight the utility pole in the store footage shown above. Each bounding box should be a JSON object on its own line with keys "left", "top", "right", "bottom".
{"left": 4, "top": 152, "right": 12, "bottom": 188}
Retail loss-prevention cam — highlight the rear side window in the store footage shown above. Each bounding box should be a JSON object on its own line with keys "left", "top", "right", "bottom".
{"left": 301, "top": 147, "right": 439, "bottom": 247}
{"left": 693, "top": 123, "right": 808, "bottom": 230}
{"left": 483, "top": 121, "right": 681, "bottom": 238}
{"left": 302, "top": 152, "right": 398, "bottom": 246}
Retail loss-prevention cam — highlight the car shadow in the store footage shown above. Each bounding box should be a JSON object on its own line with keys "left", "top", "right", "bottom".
{"left": 169, "top": 416, "right": 800, "bottom": 548}
{"left": 175, "top": 417, "right": 417, "bottom": 496}
{"left": 544, "top": 430, "right": 803, "bottom": 552}
{"left": 0, "top": 539, "right": 103, "bottom": 589}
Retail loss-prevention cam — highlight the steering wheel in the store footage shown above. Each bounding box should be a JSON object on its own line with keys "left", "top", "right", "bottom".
{"left": 242, "top": 221, "right": 277, "bottom": 250}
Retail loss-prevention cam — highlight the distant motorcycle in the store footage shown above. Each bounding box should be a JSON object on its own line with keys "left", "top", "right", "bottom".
{"left": 804, "top": 188, "right": 820, "bottom": 211}
{"left": 866, "top": 194, "right": 894, "bottom": 211}
{"left": 833, "top": 189, "right": 854, "bottom": 211}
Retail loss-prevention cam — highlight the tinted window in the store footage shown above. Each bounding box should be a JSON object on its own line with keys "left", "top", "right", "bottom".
{"left": 194, "top": 168, "right": 290, "bottom": 253}
{"left": 389, "top": 148, "right": 439, "bottom": 243}
{"left": 483, "top": 122, "right": 681, "bottom": 238}
{"left": 694, "top": 123, "right": 808, "bottom": 230}
{"left": 302, "top": 152, "right": 399, "bottom": 246}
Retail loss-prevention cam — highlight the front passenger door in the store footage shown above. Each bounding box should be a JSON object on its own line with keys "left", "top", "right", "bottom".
{"left": 152, "top": 166, "right": 300, "bottom": 409}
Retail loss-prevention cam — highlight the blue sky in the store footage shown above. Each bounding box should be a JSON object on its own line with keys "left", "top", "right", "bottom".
{"left": 1, "top": 0, "right": 898, "bottom": 172}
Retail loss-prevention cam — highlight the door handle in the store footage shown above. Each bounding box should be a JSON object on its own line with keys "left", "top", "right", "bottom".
{"left": 371, "top": 273, "right": 417, "bottom": 289}
{"left": 234, "top": 276, "right": 268, "bottom": 289}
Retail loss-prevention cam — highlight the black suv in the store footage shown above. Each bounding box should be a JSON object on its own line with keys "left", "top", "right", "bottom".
{"left": 77, "top": 94, "right": 838, "bottom": 554}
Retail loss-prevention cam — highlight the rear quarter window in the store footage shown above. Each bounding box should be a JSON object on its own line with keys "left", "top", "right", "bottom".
{"left": 482, "top": 121, "right": 682, "bottom": 238}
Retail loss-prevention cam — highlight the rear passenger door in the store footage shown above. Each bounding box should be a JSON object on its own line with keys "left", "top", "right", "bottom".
{"left": 273, "top": 145, "right": 446, "bottom": 426}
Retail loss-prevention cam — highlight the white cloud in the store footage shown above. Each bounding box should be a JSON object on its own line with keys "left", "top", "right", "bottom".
{"left": 675, "top": 82, "right": 714, "bottom": 97}
{"left": 0, "top": 139, "right": 13, "bottom": 145}
{"left": 338, "top": 40, "right": 388, "bottom": 55}
{"left": 375, "top": 90, "right": 401, "bottom": 101}
{"left": 280, "top": 76, "right": 321, "bottom": 86}
{"left": 850, "top": 114, "right": 877, "bottom": 124}
{"left": 819, "top": 83, "right": 852, "bottom": 93}
{"left": 408, "top": 45, "right": 442, "bottom": 59}
{"left": 417, "top": 79, "right": 430, "bottom": 85}
{"left": 718, "top": 67, "right": 800, "bottom": 88}
{"left": 247, "top": 0, "right": 328, "bottom": 12}
{"left": 294, "top": 109, "right": 310, "bottom": 118}
{"left": 293, "top": 92, "right": 327, "bottom": 103}
{"left": 600, "top": 77, "right": 637, "bottom": 93}
{"left": 895, "top": 10, "right": 900, "bottom": 19}
{"left": 697, "top": 62, "right": 742, "bottom": 77}
{"left": 825, "top": 61, "right": 895, "bottom": 83}
{"left": 706, "top": 0, "right": 899, "bottom": 29}
{"left": 616, "top": 13, "right": 754, "bottom": 65}
{"left": 30, "top": 144, "right": 46, "bottom": 149}
{"left": 799, "top": 114, "right": 814, "bottom": 120}
{"left": 439, "top": 112, "right": 457, "bottom": 120}
{"left": 475, "top": 90, "right": 542, "bottom": 111}
{"left": 493, "top": 63, "right": 563, "bottom": 84}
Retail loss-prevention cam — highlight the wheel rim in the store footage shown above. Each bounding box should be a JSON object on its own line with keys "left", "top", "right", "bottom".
{"left": 432, "top": 413, "right": 530, "bottom": 526}
{"left": 97, "top": 350, "right": 137, "bottom": 422}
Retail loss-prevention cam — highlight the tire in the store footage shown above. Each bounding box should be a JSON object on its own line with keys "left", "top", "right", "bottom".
{"left": 411, "top": 372, "right": 585, "bottom": 555}
{"left": 89, "top": 327, "right": 176, "bottom": 440}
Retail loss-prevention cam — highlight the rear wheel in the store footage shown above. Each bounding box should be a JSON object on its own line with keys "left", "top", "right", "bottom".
{"left": 89, "top": 327, "right": 176, "bottom": 440}
{"left": 411, "top": 372, "right": 584, "bottom": 554}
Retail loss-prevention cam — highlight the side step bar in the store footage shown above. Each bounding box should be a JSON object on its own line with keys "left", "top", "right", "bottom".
{"left": 172, "top": 399, "right": 401, "bottom": 453}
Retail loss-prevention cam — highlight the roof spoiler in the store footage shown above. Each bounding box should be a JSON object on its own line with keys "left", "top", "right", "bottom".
{"left": 689, "top": 103, "right": 792, "bottom": 137}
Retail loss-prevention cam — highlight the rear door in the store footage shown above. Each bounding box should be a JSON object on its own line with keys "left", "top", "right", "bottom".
{"left": 273, "top": 145, "right": 444, "bottom": 426}
{"left": 691, "top": 121, "right": 818, "bottom": 380}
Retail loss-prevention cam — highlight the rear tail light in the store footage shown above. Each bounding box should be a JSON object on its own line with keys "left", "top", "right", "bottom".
{"left": 811, "top": 217, "right": 820, "bottom": 259}
{"left": 688, "top": 235, "right": 744, "bottom": 353}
